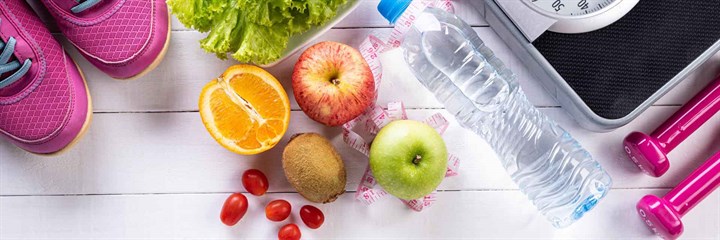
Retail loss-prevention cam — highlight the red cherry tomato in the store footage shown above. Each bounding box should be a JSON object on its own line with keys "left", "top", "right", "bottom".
{"left": 242, "top": 169, "right": 269, "bottom": 196}
{"left": 220, "top": 193, "right": 248, "bottom": 226}
{"left": 278, "top": 223, "right": 301, "bottom": 240}
{"left": 300, "top": 205, "right": 324, "bottom": 229}
{"left": 265, "top": 199, "right": 291, "bottom": 221}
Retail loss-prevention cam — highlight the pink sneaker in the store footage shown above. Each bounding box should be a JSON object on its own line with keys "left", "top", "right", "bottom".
{"left": 40, "top": 0, "right": 170, "bottom": 80}
{"left": 0, "top": 0, "right": 91, "bottom": 155}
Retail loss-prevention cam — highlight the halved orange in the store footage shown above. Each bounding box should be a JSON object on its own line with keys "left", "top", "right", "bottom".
{"left": 199, "top": 65, "right": 291, "bottom": 155}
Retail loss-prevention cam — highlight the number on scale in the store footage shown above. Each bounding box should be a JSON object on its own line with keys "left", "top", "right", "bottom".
{"left": 527, "top": 0, "right": 618, "bottom": 15}
{"left": 578, "top": 0, "right": 589, "bottom": 10}
{"left": 523, "top": 0, "right": 634, "bottom": 33}
{"left": 552, "top": 0, "right": 565, "bottom": 12}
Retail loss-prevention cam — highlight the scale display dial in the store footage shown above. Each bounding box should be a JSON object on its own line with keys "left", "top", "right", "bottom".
{"left": 528, "top": 0, "right": 616, "bottom": 16}
{"left": 523, "top": 0, "right": 638, "bottom": 33}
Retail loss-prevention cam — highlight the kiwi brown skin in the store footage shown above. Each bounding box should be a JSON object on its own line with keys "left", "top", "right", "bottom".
{"left": 282, "top": 133, "right": 346, "bottom": 203}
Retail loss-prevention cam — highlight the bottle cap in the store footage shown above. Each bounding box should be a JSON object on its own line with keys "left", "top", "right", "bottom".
{"left": 377, "top": 0, "right": 412, "bottom": 24}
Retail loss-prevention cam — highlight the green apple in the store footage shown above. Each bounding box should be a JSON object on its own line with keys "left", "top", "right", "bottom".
{"left": 369, "top": 120, "right": 448, "bottom": 200}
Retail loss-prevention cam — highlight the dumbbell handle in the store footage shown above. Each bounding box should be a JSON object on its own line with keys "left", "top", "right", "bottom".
{"left": 665, "top": 151, "right": 720, "bottom": 216}
{"left": 652, "top": 77, "right": 720, "bottom": 152}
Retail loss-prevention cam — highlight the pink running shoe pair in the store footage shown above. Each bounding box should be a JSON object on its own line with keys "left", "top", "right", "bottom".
{"left": 0, "top": 0, "right": 170, "bottom": 155}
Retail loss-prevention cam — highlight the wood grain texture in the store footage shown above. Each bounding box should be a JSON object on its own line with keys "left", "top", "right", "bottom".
{"left": 1, "top": 1, "right": 719, "bottom": 239}
{"left": 1, "top": 107, "right": 719, "bottom": 196}
{"left": 1, "top": 190, "right": 718, "bottom": 239}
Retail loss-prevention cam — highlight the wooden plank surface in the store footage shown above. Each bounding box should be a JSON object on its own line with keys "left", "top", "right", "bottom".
{"left": 1, "top": 1, "right": 719, "bottom": 239}
{"left": 2, "top": 107, "right": 720, "bottom": 195}
{"left": 1, "top": 191, "right": 718, "bottom": 239}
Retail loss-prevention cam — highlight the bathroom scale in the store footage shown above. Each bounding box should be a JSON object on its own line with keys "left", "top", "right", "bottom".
{"left": 470, "top": 0, "right": 720, "bottom": 131}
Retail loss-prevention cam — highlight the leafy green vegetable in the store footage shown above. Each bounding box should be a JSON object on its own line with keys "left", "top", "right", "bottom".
{"left": 168, "top": 0, "right": 348, "bottom": 64}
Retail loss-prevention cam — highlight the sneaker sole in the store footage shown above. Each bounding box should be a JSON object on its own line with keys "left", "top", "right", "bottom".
{"left": 115, "top": 11, "right": 172, "bottom": 81}
{"left": 35, "top": 62, "right": 93, "bottom": 157}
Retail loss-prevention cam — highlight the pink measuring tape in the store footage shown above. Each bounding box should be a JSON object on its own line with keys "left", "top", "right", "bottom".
{"left": 343, "top": 0, "right": 456, "bottom": 212}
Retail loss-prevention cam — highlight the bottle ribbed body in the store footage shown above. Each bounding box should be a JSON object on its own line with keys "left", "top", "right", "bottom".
{"left": 400, "top": 7, "right": 612, "bottom": 228}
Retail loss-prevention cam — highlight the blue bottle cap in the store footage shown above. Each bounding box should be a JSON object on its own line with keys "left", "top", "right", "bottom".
{"left": 377, "top": 0, "right": 412, "bottom": 24}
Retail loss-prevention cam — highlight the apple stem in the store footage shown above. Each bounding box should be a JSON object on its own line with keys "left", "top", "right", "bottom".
{"left": 331, "top": 78, "right": 340, "bottom": 85}
{"left": 413, "top": 155, "right": 422, "bottom": 165}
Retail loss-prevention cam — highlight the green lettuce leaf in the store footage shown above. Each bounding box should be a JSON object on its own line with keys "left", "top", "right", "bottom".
{"left": 167, "top": 0, "right": 228, "bottom": 32}
{"left": 169, "top": 0, "right": 348, "bottom": 65}
{"left": 199, "top": 5, "right": 241, "bottom": 59}
{"left": 237, "top": 0, "right": 294, "bottom": 27}
{"left": 232, "top": 22, "right": 291, "bottom": 64}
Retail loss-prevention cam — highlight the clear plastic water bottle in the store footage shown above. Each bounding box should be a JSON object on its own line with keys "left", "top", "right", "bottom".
{"left": 377, "top": 0, "right": 612, "bottom": 228}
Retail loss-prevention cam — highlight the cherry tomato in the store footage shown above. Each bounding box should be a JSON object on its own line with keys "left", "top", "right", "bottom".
{"left": 278, "top": 223, "right": 301, "bottom": 240}
{"left": 266, "top": 199, "right": 291, "bottom": 221}
{"left": 299, "top": 205, "right": 324, "bottom": 229}
{"left": 220, "top": 193, "right": 248, "bottom": 226}
{"left": 242, "top": 169, "right": 269, "bottom": 196}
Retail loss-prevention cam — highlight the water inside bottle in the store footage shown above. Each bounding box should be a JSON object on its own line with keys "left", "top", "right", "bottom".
{"left": 398, "top": 7, "right": 611, "bottom": 228}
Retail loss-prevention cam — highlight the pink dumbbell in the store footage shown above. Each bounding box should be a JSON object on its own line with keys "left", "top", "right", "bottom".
{"left": 624, "top": 76, "right": 720, "bottom": 177}
{"left": 636, "top": 151, "right": 720, "bottom": 240}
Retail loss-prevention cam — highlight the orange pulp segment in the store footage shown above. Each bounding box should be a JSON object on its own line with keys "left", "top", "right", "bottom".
{"left": 199, "top": 65, "right": 291, "bottom": 155}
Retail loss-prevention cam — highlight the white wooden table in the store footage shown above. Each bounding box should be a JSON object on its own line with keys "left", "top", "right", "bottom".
{"left": 2, "top": 1, "right": 719, "bottom": 239}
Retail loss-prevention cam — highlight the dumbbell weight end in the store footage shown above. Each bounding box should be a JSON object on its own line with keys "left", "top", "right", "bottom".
{"left": 624, "top": 76, "right": 720, "bottom": 177}
{"left": 636, "top": 151, "right": 720, "bottom": 240}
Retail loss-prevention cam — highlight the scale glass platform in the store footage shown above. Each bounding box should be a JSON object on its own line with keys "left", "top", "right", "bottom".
{"left": 470, "top": 0, "right": 720, "bottom": 131}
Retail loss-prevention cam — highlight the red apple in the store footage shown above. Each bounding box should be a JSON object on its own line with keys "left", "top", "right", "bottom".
{"left": 292, "top": 41, "right": 375, "bottom": 126}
